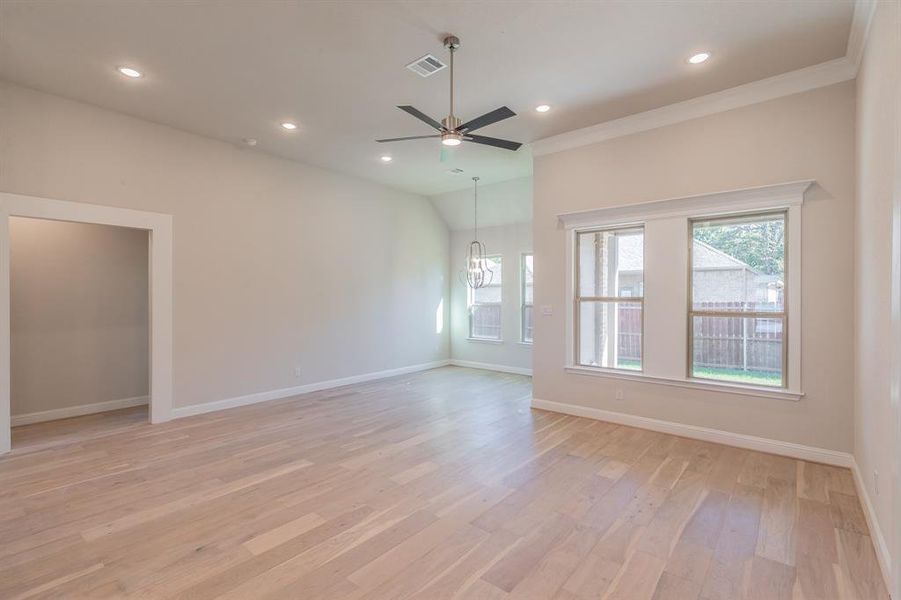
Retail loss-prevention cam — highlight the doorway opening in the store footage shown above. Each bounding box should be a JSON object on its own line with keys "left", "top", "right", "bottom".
{"left": 0, "top": 192, "right": 173, "bottom": 454}
{"left": 10, "top": 217, "right": 149, "bottom": 450}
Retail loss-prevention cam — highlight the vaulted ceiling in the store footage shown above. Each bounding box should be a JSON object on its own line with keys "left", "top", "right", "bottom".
{"left": 1, "top": 1, "right": 854, "bottom": 196}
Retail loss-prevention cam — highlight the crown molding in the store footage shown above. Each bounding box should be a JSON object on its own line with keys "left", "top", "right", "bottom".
{"left": 846, "top": 0, "right": 878, "bottom": 70}
{"left": 531, "top": 58, "right": 856, "bottom": 157}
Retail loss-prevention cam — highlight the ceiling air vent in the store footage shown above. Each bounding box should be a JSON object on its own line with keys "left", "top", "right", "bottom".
{"left": 406, "top": 54, "right": 446, "bottom": 77}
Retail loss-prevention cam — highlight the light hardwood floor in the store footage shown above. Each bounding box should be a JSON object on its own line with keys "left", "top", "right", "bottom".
{"left": 0, "top": 367, "right": 889, "bottom": 599}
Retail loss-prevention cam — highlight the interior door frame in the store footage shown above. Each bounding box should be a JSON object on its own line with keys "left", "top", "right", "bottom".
{"left": 888, "top": 65, "right": 901, "bottom": 599}
{"left": 0, "top": 192, "right": 173, "bottom": 454}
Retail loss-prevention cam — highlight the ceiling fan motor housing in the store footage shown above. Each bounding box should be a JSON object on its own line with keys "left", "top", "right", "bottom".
{"left": 442, "top": 116, "right": 461, "bottom": 131}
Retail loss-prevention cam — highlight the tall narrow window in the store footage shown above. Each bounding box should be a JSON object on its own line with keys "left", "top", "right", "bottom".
{"left": 575, "top": 227, "right": 643, "bottom": 370}
{"left": 469, "top": 255, "right": 502, "bottom": 340}
{"left": 521, "top": 254, "right": 534, "bottom": 343}
{"left": 690, "top": 212, "right": 786, "bottom": 387}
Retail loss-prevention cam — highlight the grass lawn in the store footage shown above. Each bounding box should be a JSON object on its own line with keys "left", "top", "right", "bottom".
{"left": 611, "top": 360, "right": 780, "bottom": 387}
{"left": 616, "top": 358, "right": 641, "bottom": 370}
{"left": 692, "top": 366, "right": 781, "bottom": 387}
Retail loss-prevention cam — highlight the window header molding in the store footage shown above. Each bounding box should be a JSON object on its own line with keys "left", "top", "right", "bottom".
{"left": 557, "top": 180, "right": 813, "bottom": 230}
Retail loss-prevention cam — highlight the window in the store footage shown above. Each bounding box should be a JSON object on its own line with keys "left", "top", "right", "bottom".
{"left": 521, "top": 254, "right": 534, "bottom": 343}
{"left": 562, "top": 181, "right": 805, "bottom": 399}
{"left": 469, "top": 255, "right": 502, "bottom": 340}
{"left": 690, "top": 212, "right": 786, "bottom": 387}
{"left": 575, "top": 227, "right": 643, "bottom": 370}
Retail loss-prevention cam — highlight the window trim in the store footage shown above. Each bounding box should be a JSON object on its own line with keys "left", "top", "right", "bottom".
{"left": 560, "top": 180, "right": 808, "bottom": 401}
{"left": 573, "top": 225, "right": 645, "bottom": 373}
{"left": 468, "top": 254, "right": 503, "bottom": 341}
{"left": 521, "top": 252, "right": 533, "bottom": 344}
{"left": 687, "top": 210, "right": 789, "bottom": 389}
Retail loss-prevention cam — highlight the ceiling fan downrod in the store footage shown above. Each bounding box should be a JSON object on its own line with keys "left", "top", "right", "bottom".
{"left": 441, "top": 35, "right": 462, "bottom": 145}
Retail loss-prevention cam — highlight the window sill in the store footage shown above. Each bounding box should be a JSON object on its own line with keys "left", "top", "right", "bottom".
{"left": 467, "top": 337, "right": 504, "bottom": 345}
{"left": 518, "top": 341, "right": 533, "bottom": 346}
{"left": 564, "top": 365, "right": 803, "bottom": 401}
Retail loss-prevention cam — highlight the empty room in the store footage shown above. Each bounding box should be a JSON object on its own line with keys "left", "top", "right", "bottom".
{"left": 0, "top": 1, "right": 898, "bottom": 599}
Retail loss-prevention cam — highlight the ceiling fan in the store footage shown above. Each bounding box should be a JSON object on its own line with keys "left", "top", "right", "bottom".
{"left": 376, "top": 35, "right": 522, "bottom": 153}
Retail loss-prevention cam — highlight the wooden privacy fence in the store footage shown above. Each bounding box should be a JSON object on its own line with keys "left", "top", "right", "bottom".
{"left": 616, "top": 303, "right": 642, "bottom": 362}
{"left": 617, "top": 302, "right": 783, "bottom": 373}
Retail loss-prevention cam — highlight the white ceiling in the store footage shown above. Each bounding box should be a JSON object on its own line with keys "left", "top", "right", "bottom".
{"left": 430, "top": 176, "right": 532, "bottom": 231}
{"left": 0, "top": 1, "right": 854, "bottom": 196}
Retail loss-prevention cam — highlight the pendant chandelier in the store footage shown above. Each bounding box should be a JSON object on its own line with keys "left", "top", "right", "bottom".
{"left": 461, "top": 176, "right": 494, "bottom": 289}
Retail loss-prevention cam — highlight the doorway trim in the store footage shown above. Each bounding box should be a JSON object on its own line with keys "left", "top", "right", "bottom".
{"left": 892, "top": 64, "right": 901, "bottom": 600}
{"left": 0, "top": 192, "right": 173, "bottom": 454}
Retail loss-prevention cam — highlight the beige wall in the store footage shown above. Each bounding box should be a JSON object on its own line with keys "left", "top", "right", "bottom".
{"left": 854, "top": 0, "right": 900, "bottom": 586}
{"left": 0, "top": 82, "right": 450, "bottom": 410}
{"left": 534, "top": 81, "right": 855, "bottom": 451}
{"left": 449, "top": 222, "right": 532, "bottom": 371}
{"left": 10, "top": 218, "right": 148, "bottom": 415}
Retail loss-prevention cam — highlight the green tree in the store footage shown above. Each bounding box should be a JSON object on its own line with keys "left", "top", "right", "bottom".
{"left": 694, "top": 219, "right": 784, "bottom": 276}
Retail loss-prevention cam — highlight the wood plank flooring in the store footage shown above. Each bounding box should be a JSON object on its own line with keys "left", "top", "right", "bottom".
{"left": 0, "top": 367, "right": 889, "bottom": 599}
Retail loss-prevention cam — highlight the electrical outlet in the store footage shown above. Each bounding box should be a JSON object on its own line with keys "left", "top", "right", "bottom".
{"left": 874, "top": 470, "right": 880, "bottom": 495}
{"left": 294, "top": 367, "right": 302, "bottom": 378}
{"left": 615, "top": 389, "right": 624, "bottom": 400}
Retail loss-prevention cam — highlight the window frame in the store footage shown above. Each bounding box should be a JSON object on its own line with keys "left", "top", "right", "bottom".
{"left": 687, "top": 210, "right": 789, "bottom": 388}
{"left": 559, "top": 180, "right": 808, "bottom": 401}
{"left": 573, "top": 225, "right": 645, "bottom": 372}
{"left": 521, "top": 253, "right": 533, "bottom": 344}
{"left": 468, "top": 254, "right": 503, "bottom": 341}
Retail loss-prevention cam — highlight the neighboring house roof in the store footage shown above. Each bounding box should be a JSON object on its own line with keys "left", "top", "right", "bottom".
{"left": 692, "top": 239, "right": 759, "bottom": 272}
{"left": 616, "top": 235, "right": 756, "bottom": 273}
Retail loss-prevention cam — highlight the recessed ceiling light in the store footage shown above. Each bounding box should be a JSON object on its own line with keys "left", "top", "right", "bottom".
{"left": 116, "top": 66, "right": 143, "bottom": 78}
{"left": 380, "top": 155, "right": 393, "bottom": 162}
{"left": 535, "top": 104, "right": 551, "bottom": 113}
{"left": 688, "top": 52, "right": 711, "bottom": 65}
{"left": 281, "top": 122, "right": 298, "bottom": 130}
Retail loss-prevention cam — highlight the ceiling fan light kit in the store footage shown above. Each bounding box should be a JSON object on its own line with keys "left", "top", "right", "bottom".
{"left": 441, "top": 131, "right": 463, "bottom": 146}
{"left": 376, "top": 35, "right": 522, "bottom": 153}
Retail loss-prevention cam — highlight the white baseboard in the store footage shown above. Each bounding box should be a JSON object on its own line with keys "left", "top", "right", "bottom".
{"left": 530, "top": 398, "right": 853, "bottom": 468}
{"left": 449, "top": 360, "right": 533, "bottom": 376}
{"left": 172, "top": 359, "right": 452, "bottom": 419}
{"left": 11, "top": 395, "right": 150, "bottom": 426}
{"left": 850, "top": 459, "right": 893, "bottom": 594}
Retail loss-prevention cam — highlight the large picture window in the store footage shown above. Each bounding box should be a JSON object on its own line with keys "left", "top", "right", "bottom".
{"left": 689, "top": 212, "right": 786, "bottom": 387}
{"left": 469, "top": 256, "right": 503, "bottom": 340}
{"left": 575, "top": 227, "right": 643, "bottom": 370}
{"left": 521, "top": 254, "right": 533, "bottom": 343}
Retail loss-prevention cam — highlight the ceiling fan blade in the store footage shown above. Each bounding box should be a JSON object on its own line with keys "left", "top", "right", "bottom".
{"left": 376, "top": 135, "right": 441, "bottom": 142}
{"left": 397, "top": 105, "right": 444, "bottom": 131}
{"left": 459, "top": 106, "right": 516, "bottom": 133}
{"left": 464, "top": 134, "right": 522, "bottom": 151}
